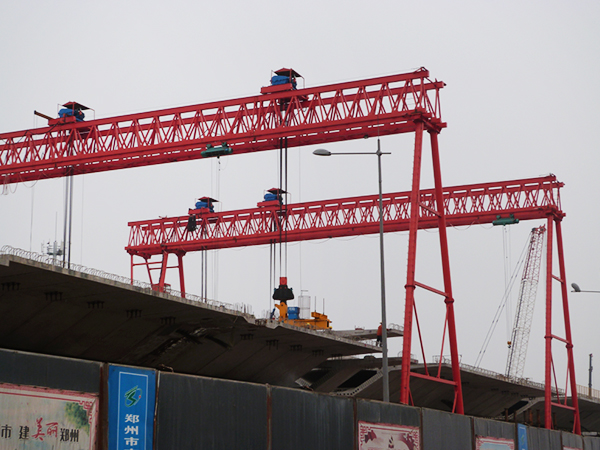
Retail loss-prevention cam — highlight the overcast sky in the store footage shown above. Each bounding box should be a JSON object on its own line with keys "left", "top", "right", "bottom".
{"left": 1, "top": 1, "right": 599, "bottom": 391}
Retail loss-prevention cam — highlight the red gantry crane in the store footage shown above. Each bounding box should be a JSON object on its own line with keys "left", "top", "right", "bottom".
{"left": 0, "top": 68, "right": 580, "bottom": 433}
{"left": 0, "top": 68, "right": 443, "bottom": 183}
{"left": 126, "top": 176, "right": 561, "bottom": 292}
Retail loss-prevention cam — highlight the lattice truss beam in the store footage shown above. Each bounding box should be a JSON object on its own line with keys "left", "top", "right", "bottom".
{"left": 126, "top": 175, "right": 563, "bottom": 257}
{"left": 0, "top": 68, "right": 443, "bottom": 184}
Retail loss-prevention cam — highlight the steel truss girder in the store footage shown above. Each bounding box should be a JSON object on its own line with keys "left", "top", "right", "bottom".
{"left": 125, "top": 175, "right": 563, "bottom": 256}
{"left": 0, "top": 68, "right": 444, "bottom": 184}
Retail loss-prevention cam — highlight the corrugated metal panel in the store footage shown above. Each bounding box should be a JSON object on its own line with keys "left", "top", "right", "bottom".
{"left": 527, "top": 427, "right": 561, "bottom": 450}
{"left": 357, "top": 398, "right": 420, "bottom": 427}
{"left": 584, "top": 436, "right": 600, "bottom": 450}
{"left": 422, "top": 408, "right": 473, "bottom": 450}
{"left": 561, "top": 430, "right": 583, "bottom": 449}
{"left": 473, "top": 417, "right": 515, "bottom": 440}
{"left": 155, "top": 372, "right": 267, "bottom": 450}
{"left": 271, "top": 387, "right": 354, "bottom": 450}
{"left": 0, "top": 348, "right": 101, "bottom": 393}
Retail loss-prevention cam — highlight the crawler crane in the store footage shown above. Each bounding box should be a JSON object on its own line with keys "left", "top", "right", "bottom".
{"left": 505, "top": 225, "right": 546, "bottom": 380}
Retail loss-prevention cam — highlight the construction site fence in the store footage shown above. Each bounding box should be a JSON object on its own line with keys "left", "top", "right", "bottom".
{"left": 1, "top": 348, "right": 599, "bottom": 450}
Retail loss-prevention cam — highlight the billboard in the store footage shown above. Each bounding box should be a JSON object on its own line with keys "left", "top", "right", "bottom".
{"left": 0, "top": 382, "right": 98, "bottom": 450}
{"left": 358, "top": 421, "right": 420, "bottom": 450}
{"left": 108, "top": 366, "right": 156, "bottom": 450}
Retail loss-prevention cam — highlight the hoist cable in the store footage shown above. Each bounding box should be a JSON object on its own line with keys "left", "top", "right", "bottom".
{"left": 474, "top": 230, "right": 530, "bottom": 368}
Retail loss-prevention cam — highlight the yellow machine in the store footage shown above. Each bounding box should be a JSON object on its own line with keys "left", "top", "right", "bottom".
{"left": 272, "top": 277, "right": 331, "bottom": 330}
{"left": 274, "top": 301, "right": 331, "bottom": 330}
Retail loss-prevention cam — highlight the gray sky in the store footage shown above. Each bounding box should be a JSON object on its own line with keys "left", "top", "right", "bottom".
{"left": 1, "top": 1, "right": 599, "bottom": 391}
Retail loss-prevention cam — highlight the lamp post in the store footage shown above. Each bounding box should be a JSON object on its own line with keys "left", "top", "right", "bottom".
{"left": 571, "top": 283, "right": 600, "bottom": 293}
{"left": 571, "top": 283, "right": 597, "bottom": 395}
{"left": 313, "top": 138, "right": 392, "bottom": 402}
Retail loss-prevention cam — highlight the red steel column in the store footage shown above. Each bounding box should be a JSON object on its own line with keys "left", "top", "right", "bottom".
{"left": 158, "top": 252, "right": 169, "bottom": 293}
{"left": 430, "top": 130, "right": 464, "bottom": 414}
{"left": 177, "top": 252, "right": 186, "bottom": 298}
{"left": 545, "top": 216, "right": 554, "bottom": 428}
{"left": 130, "top": 254, "right": 134, "bottom": 284}
{"left": 555, "top": 219, "right": 581, "bottom": 434}
{"left": 400, "top": 121, "right": 424, "bottom": 405}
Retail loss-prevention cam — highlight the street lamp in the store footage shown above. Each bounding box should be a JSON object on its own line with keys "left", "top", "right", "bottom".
{"left": 571, "top": 283, "right": 597, "bottom": 395}
{"left": 571, "top": 283, "right": 600, "bottom": 293}
{"left": 313, "top": 138, "right": 392, "bottom": 402}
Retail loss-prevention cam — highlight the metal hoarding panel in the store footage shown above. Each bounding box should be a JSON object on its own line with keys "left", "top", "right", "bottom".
{"left": 583, "top": 436, "right": 600, "bottom": 450}
{"left": 561, "top": 431, "right": 583, "bottom": 449}
{"left": 525, "top": 427, "right": 561, "bottom": 450}
{"left": 108, "top": 365, "right": 156, "bottom": 450}
{"left": 271, "top": 387, "right": 353, "bottom": 450}
{"left": 473, "top": 418, "right": 515, "bottom": 441}
{"left": 0, "top": 348, "right": 101, "bottom": 393}
{"left": 422, "top": 408, "right": 473, "bottom": 450}
{"left": 357, "top": 399, "right": 420, "bottom": 427}
{"left": 358, "top": 421, "right": 420, "bottom": 450}
{"left": 155, "top": 373, "right": 267, "bottom": 450}
{"left": 0, "top": 382, "right": 99, "bottom": 449}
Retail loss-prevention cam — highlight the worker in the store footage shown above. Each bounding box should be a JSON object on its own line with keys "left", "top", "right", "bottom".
{"left": 376, "top": 322, "right": 383, "bottom": 346}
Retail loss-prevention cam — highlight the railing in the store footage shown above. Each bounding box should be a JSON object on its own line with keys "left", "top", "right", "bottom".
{"left": 433, "top": 355, "right": 572, "bottom": 397}
{"left": 0, "top": 246, "right": 253, "bottom": 316}
{"left": 389, "top": 323, "right": 403, "bottom": 332}
{"left": 576, "top": 384, "right": 600, "bottom": 401}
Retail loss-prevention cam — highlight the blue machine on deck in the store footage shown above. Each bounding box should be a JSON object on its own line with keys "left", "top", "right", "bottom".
{"left": 47, "top": 101, "right": 90, "bottom": 125}
{"left": 263, "top": 192, "right": 279, "bottom": 202}
{"left": 195, "top": 200, "right": 214, "bottom": 212}
{"left": 287, "top": 307, "right": 300, "bottom": 320}
{"left": 260, "top": 68, "right": 302, "bottom": 95}
{"left": 260, "top": 188, "right": 286, "bottom": 205}
{"left": 58, "top": 107, "right": 85, "bottom": 122}
{"left": 270, "top": 74, "right": 297, "bottom": 90}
